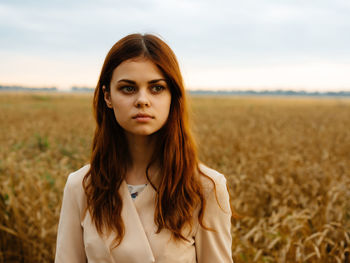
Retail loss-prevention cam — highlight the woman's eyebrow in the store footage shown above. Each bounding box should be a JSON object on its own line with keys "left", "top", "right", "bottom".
{"left": 117, "top": 79, "right": 167, "bottom": 84}
{"left": 148, "top": 79, "right": 167, "bottom": 84}
{"left": 117, "top": 79, "right": 136, "bottom": 84}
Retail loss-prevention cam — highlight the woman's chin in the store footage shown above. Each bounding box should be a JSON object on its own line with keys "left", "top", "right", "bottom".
{"left": 124, "top": 129, "right": 159, "bottom": 137}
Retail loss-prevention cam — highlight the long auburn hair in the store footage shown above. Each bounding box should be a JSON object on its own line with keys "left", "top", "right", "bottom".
{"left": 83, "top": 33, "right": 214, "bottom": 246}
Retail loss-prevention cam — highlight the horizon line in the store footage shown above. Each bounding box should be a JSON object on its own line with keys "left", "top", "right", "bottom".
{"left": 1, "top": 83, "right": 350, "bottom": 93}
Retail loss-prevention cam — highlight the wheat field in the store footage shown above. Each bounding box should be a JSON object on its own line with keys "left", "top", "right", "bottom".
{"left": 0, "top": 92, "right": 349, "bottom": 262}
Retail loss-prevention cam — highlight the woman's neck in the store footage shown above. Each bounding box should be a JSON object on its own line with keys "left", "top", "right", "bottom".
{"left": 125, "top": 133, "right": 158, "bottom": 185}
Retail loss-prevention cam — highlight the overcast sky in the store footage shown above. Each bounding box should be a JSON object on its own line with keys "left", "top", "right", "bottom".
{"left": 0, "top": 0, "right": 349, "bottom": 91}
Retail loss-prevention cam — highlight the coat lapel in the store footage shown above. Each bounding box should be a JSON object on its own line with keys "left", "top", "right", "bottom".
{"left": 105, "top": 180, "right": 155, "bottom": 263}
{"left": 133, "top": 180, "right": 158, "bottom": 237}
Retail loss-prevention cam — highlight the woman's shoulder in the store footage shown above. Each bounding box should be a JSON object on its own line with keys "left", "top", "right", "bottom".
{"left": 64, "top": 164, "right": 90, "bottom": 197}
{"left": 63, "top": 164, "right": 90, "bottom": 212}
{"left": 198, "top": 163, "right": 227, "bottom": 187}
{"left": 66, "top": 164, "right": 90, "bottom": 185}
{"left": 198, "top": 163, "right": 229, "bottom": 198}
{"left": 198, "top": 163, "right": 231, "bottom": 214}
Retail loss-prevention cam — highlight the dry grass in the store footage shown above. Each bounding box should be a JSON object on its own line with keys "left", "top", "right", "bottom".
{"left": 1, "top": 92, "right": 349, "bottom": 262}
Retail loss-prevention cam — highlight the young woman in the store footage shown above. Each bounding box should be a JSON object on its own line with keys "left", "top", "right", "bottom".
{"left": 55, "top": 33, "right": 233, "bottom": 263}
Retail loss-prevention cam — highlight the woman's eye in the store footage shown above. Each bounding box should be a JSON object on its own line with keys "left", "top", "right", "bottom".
{"left": 151, "top": 85, "right": 165, "bottom": 93}
{"left": 120, "top": 86, "right": 136, "bottom": 94}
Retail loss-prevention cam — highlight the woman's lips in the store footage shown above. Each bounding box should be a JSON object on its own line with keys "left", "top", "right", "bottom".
{"left": 132, "top": 113, "right": 154, "bottom": 122}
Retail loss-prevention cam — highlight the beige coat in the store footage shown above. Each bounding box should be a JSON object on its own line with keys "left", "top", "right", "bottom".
{"left": 55, "top": 164, "right": 233, "bottom": 263}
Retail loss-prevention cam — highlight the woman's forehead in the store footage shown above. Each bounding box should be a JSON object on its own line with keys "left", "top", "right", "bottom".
{"left": 111, "top": 58, "right": 165, "bottom": 84}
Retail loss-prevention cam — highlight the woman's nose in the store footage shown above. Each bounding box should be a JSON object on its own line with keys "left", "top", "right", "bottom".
{"left": 134, "top": 89, "right": 150, "bottom": 108}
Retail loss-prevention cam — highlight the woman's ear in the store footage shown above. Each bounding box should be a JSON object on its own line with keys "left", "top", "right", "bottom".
{"left": 102, "top": 85, "right": 113, "bottom": 108}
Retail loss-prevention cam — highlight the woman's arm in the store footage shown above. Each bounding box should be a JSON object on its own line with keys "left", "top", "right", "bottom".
{"left": 55, "top": 174, "right": 87, "bottom": 263}
{"left": 195, "top": 175, "right": 233, "bottom": 263}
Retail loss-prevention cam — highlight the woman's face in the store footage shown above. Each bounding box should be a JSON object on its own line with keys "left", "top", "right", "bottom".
{"left": 104, "top": 57, "right": 171, "bottom": 136}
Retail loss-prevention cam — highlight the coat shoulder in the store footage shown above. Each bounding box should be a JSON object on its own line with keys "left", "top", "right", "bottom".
{"left": 198, "top": 163, "right": 231, "bottom": 216}
{"left": 64, "top": 164, "right": 90, "bottom": 213}
{"left": 198, "top": 163, "right": 227, "bottom": 189}
{"left": 66, "top": 164, "right": 90, "bottom": 189}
